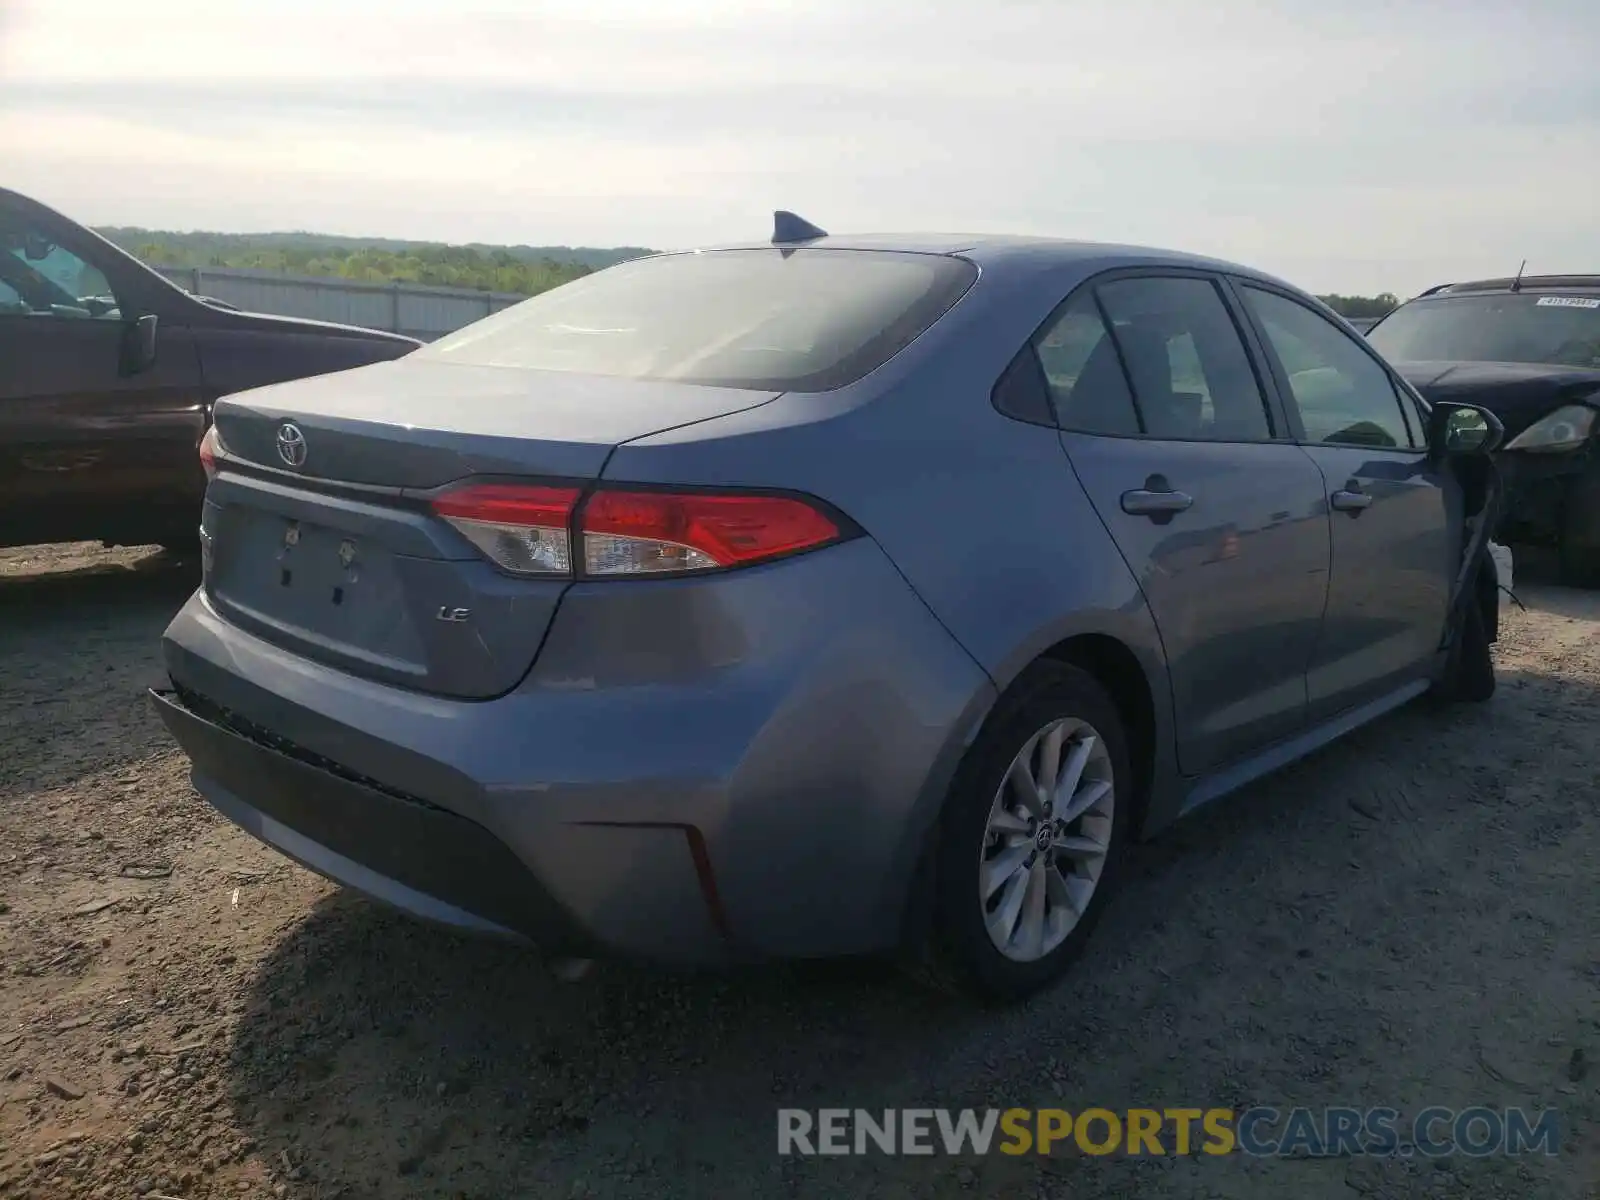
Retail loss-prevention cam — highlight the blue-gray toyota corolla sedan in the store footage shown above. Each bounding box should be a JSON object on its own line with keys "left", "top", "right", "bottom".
{"left": 152, "top": 216, "right": 1505, "bottom": 1001}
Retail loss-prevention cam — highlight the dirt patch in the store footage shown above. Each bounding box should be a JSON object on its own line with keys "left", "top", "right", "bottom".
{"left": 1, "top": 542, "right": 1596, "bottom": 1199}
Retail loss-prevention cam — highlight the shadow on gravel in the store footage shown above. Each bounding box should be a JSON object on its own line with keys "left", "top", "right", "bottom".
{"left": 225, "top": 893, "right": 982, "bottom": 1197}
{"left": 1513, "top": 583, "right": 1600, "bottom": 623}
{"left": 217, "top": 696, "right": 1533, "bottom": 1199}
{"left": 0, "top": 547, "right": 199, "bottom": 611}
{"left": 0, "top": 548, "right": 199, "bottom": 797}
{"left": 218, "top": 600, "right": 1600, "bottom": 1199}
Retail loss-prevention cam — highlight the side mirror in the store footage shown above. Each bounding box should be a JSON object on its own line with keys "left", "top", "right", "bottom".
{"left": 1427, "top": 401, "right": 1503, "bottom": 460}
{"left": 120, "top": 313, "right": 159, "bottom": 377}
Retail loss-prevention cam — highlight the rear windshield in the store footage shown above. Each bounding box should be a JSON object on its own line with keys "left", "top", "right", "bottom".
{"left": 416, "top": 248, "right": 978, "bottom": 391}
{"left": 1368, "top": 293, "right": 1600, "bottom": 369}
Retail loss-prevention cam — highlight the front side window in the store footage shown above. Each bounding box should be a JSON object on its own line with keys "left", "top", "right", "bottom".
{"left": 1095, "top": 277, "right": 1273, "bottom": 441}
{"left": 1242, "top": 286, "right": 1416, "bottom": 449}
{"left": 0, "top": 210, "right": 120, "bottom": 320}
{"left": 1368, "top": 292, "right": 1600, "bottom": 370}
{"left": 417, "top": 248, "right": 978, "bottom": 392}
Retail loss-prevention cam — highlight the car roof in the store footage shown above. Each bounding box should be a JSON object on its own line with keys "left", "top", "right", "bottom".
{"left": 1417, "top": 274, "right": 1600, "bottom": 298}
{"left": 669, "top": 231, "right": 1301, "bottom": 289}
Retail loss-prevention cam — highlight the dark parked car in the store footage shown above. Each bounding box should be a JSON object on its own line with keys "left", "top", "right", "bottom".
{"left": 151, "top": 217, "right": 1506, "bottom": 1001}
{"left": 1366, "top": 276, "right": 1600, "bottom": 585}
{"left": 0, "top": 188, "right": 418, "bottom": 553}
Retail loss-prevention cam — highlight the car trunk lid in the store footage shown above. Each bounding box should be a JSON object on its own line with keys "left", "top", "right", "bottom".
{"left": 210, "top": 358, "right": 778, "bottom": 487}
{"left": 203, "top": 360, "right": 780, "bottom": 698}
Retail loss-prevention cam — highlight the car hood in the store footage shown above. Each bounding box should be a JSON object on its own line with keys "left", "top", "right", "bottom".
{"left": 1395, "top": 360, "right": 1600, "bottom": 438}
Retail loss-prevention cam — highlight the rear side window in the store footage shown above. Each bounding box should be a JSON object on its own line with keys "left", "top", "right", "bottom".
{"left": 1096, "top": 277, "right": 1274, "bottom": 441}
{"left": 1032, "top": 293, "right": 1140, "bottom": 435}
{"left": 416, "top": 248, "right": 978, "bottom": 392}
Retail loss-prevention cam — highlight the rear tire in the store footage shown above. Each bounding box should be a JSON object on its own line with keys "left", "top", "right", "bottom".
{"left": 924, "top": 663, "right": 1131, "bottom": 1003}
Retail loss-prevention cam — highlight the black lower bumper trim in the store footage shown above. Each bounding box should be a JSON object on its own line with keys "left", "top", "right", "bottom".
{"left": 150, "top": 685, "right": 589, "bottom": 952}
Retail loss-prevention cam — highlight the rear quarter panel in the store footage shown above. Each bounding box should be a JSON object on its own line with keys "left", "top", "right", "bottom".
{"left": 604, "top": 256, "right": 1180, "bottom": 834}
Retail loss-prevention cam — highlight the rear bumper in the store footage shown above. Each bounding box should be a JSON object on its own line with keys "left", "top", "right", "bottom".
{"left": 155, "top": 538, "right": 995, "bottom": 964}
{"left": 151, "top": 684, "right": 602, "bottom": 950}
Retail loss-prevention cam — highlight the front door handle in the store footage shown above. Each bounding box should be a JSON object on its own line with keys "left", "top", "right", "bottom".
{"left": 1330, "top": 481, "right": 1373, "bottom": 514}
{"left": 1121, "top": 474, "right": 1194, "bottom": 523}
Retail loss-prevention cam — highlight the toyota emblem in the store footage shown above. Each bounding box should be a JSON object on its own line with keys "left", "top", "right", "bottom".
{"left": 276, "top": 422, "right": 307, "bottom": 468}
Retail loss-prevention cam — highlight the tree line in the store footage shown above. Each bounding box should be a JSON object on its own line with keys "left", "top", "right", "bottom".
{"left": 96, "top": 228, "right": 655, "bottom": 296}
{"left": 1317, "top": 293, "right": 1400, "bottom": 319}
{"left": 97, "top": 228, "right": 1404, "bottom": 315}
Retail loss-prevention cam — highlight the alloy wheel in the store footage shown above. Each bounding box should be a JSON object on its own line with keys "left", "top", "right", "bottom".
{"left": 978, "top": 717, "right": 1115, "bottom": 963}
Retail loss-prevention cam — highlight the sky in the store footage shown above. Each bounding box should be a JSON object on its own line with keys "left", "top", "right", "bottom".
{"left": 2, "top": 0, "right": 1597, "bottom": 297}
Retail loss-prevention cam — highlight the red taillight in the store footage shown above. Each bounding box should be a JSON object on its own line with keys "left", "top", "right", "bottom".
{"left": 199, "top": 425, "right": 221, "bottom": 481}
{"left": 580, "top": 490, "right": 840, "bottom": 576}
{"left": 430, "top": 483, "right": 581, "bottom": 576}
{"left": 429, "top": 482, "right": 843, "bottom": 578}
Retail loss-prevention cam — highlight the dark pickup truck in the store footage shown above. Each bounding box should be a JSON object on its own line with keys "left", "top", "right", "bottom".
{"left": 0, "top": 187, "right": 419, "bottom": 552}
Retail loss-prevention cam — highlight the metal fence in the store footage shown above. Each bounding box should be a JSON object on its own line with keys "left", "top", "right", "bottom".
{"left": 152, "top": 266, "right": 527, "bottom": 341}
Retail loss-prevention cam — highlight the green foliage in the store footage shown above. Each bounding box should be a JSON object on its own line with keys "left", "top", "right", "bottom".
{"left": 96, "top": 227, "right": 658, "bottom": 296}
{"left": 1318, "top": 293, "right": 1400, "bottom": 319}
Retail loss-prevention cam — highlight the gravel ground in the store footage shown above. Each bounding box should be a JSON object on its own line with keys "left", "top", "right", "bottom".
{"left": 1, "top": 541, "right": 1597, "bottom": 1200}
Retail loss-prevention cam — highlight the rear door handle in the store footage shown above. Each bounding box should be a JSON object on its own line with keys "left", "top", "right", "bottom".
{"left": 1330, "top": 482, "right": 1373, "bottom": 514}
{"left": 1121, "top": 475, "right": 1194, "bottom": 522}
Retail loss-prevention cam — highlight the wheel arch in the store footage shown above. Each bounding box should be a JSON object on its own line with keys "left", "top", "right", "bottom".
{"left": 898, "top": 631, "right": 1169, "bottom": 996}
{"left": 893, "top": 616, "right": 1177, "bottom": 956}
{"left": 1036, "top": 633, "right": 1159, "bottom": 836}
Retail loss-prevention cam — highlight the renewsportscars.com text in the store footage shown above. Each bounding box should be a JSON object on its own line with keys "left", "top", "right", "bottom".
{"left": 777, "top": 1107, "right": 1561, "bottom": 1158}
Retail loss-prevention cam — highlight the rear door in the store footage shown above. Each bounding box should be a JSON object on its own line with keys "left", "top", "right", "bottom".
{"left": 1043, "top": 272, "right": 1331, "bottom": 776}
{"left": 1232, "top": 282, "right": 1454, "bottom": 720}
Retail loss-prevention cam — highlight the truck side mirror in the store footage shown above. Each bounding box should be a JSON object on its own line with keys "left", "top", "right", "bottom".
{"left": 120, "top": 313, "right": 159, "bottom": 377}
